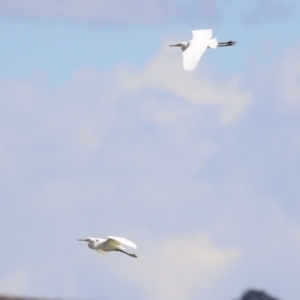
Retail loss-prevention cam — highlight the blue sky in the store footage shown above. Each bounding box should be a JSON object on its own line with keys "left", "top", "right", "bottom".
{"left": 1, "top": 1, "right": 300, "bottom": 300}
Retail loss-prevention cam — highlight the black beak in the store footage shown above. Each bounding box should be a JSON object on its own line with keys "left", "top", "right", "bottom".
{"left": 77, "top": 239, "right": 87, "bottom": 241}
{"left": 169, "top": 44, "right": 181, "bottom": 47}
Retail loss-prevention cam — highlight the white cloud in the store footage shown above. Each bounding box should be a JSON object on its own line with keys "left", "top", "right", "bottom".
{"left": 118, "top": 47, "right": 251, "bottom": 125}
{"left": 276, "top": 45, "right": 300, "bottom": 108}
{"left": 2, "top": 44, "right": 300, "bottom": 300}
{"left": 0, "top": 47, "right": 250, "bottom": 185}
{"left": 0, "top": 270, "right": 29, "bottom": 295}
{"left": 123, "top": 234, "right": 241, "bottom": 300}
{"left": 0, "top": 0, "right": 219, "bottom": 24}
{"left": 248, "top": 43, "right": 300, "bottom": 113}
{"left": 242, "top": 0, "right": 292, "bottom": 26}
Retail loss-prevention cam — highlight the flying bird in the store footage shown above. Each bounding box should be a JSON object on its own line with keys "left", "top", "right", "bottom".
{"left": 78, "top": 236, "right": 138, "bottom": 258}
{"left": 169, "top": 29, "right": 236, "bottom": 71}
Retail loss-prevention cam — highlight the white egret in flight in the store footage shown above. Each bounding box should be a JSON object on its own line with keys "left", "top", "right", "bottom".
{"left": 170, "top": 29, "right": 236, "bottom": 71}
{"left": 78, "top": 236, "right": 138, "bottom": 258}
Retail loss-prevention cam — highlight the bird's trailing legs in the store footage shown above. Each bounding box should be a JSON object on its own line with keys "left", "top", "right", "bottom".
{"left": 217, "top": 41, "right": 236, "bottom": 47}
{"left": 116, "top": 249, "right": 138, "bottom": 258}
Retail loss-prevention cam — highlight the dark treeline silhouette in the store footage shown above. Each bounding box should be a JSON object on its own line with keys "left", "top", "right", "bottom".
{"left": 1, "top": 289, "right": 281, "bottom": 300}
{"left": 0, "top": 296, "right": 31, "bottom": 300}
{"left": 0, "top": 296, "right": 50, "bottom": 300}
{"left": 239, "top": 289, "right": 280, "bottom": 300}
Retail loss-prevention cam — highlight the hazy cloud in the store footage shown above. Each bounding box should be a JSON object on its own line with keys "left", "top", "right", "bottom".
{"left": 1, "top": 43, "right": 300, "bottom": 299}
{"left": 276, "top": 45, "right": 300, "bottom": 108}
{"left": 0, "top": 270, "right": 29, "bottom": 295}
{"left": 0, "top": 0, "right": 220, "bottom": 25}
{"left": 118, "top": 47, "right": 251, "bottom": 124}
{"left": 129, "top": 234, "right": 241, "bottom": 300}
{"left": 242, "top": 0, "right": 292, "bottom": 26}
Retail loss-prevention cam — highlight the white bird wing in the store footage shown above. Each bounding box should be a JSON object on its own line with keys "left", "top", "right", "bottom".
{"left": 191, "top": 29, "right": 213, "bottom": 41}
{"left": 183, "top": 29, "right": 213, "bottom": 71}
{"left": 107, "top": 236, "right": 137, "bottom": 249}
{"left": 96, "top": 248, "right": 107, "bottom": 256}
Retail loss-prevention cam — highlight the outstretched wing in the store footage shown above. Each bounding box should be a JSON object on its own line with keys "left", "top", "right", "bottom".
{"left": 183, "top": 29, "right": 213, "bottom": 71}
{"left": 96, "top": 248, "right": 107, "bottom": 256}
{"left": 191, "top": 29, "right": 212, "bottom": 41}
{"left": 107, "top": 236, "right": 137, "bottom": 249}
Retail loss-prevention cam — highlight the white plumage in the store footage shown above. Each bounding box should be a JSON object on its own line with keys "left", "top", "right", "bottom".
{"left": 170, "top": 29, "right": 236, "bottom": 71}
{"left": 78, "top": 236, "right": 138, "bottom": 258}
